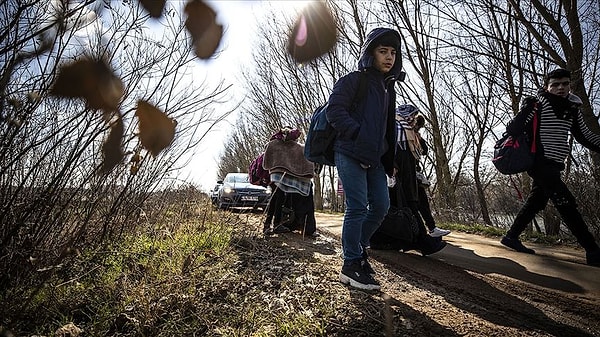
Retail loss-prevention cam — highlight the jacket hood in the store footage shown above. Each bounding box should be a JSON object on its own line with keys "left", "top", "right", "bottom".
{"left": 396, "top": 104, "right": 419, "bottom": 117}
{"left": 357, "top": 28, "right": 403, "bottom": 80}
{"left": 537, "top": 88, "right": 583, "bottom": 106}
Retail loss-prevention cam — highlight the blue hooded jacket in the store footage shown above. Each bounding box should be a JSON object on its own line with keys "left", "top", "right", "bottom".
{"left": 325, "top": 28, "right": 402, "bottom": 175}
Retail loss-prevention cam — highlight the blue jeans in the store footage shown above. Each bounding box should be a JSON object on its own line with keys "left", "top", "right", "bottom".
{"left": 335, "top": 152, "right": 390, "bottom": 263}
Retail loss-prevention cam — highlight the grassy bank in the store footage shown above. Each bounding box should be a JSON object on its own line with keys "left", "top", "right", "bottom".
{"left": 1, "top": 204, "right": 387, "bottom": 336}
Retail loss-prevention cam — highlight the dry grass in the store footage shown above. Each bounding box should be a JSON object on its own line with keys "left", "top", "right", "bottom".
{"left": 1, "top": 199, "right": 394, "bottom": 337}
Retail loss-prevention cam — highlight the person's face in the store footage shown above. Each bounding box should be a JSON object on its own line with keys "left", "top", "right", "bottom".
{"left": 373, "top": 46, "right": 396, "bottom": 73}
{"left": 546, "top": 77, "right": 570, "bottom": 97}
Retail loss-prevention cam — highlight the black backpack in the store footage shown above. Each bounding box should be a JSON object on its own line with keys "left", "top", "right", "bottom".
{"left": 304, "top": 71, "right": 368, "bottom": 167}
{"left": 492, "top": 100, "right": 540, "bottom": 175}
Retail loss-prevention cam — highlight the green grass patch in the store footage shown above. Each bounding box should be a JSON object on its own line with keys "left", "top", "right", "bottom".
{"left": 4, "top": 216, "right": 235, "bottom": 336}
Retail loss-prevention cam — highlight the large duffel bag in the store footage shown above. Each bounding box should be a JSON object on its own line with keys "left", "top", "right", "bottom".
{"left": 370, "top": 205, "right": 420, "bottom": 249}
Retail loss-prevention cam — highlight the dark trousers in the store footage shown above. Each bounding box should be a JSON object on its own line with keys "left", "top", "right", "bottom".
{"left": 265, "top": 186, "right": 285, "bottom": 226}
{"left": 507, "top": 159, "right": 599, "bottom": 252}
{"left": 417, "top": 184, "right": 436, "bottom": 231}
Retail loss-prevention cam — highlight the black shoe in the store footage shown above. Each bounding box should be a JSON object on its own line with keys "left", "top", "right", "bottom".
{"left": 361, "top": 251, "right": 376, "bottom": 276}
{"left": 501, "top": 236, "right": 535, "bottom": 254}
{"left": 361, "top": 259, "right": 375, "bottom": 275}
{"left": 273, "top": 225, "right": 291, "bottom": 233}
{"left": 339, "top": 259, "right": 380, "bottom": 291}
{"left": 420, "top": 237, "right": 447, "bottom": 256}
{"left": 586, "top": 250, "right": 600, "bottom": 267}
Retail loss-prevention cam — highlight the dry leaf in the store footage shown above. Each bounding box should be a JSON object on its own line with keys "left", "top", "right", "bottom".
{"left": 100, "top": 114, "right": 124, "bottom": 174}
{"left": 192, "top": 20, "right": 223, "bottom": 59}
{"left": 138, "top": 0, "right": 166, "bottom": 18}
{"left": 287, "top": 2, "right": 337, "bottom": 63}
{"left": 50, "top": 58, "right": 124, "bottom": 110}
{"left": 184, "top": 0, "right": 223, "bottom": 59}
{"left": 135, "top": 100, "right": 176, "bottom": 156}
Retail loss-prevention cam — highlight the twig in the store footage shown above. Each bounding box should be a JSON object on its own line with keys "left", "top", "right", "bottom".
{"left": 54, "top": 265, "right": 101, "bottom": 288}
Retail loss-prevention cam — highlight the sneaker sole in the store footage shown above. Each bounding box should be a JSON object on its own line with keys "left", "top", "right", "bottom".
{"left": 339, "top": 274, "right": 380, "bottom": 291}
{"left": 429, "top": 231, "right": 451, "bottom": 237}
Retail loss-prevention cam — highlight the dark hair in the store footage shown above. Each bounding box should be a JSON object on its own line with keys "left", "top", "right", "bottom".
{"left": 544, "top": 68, "right": 571, "bottom": 86}
{"left": 370, "top": 33, "right": 400, "bottom": 52}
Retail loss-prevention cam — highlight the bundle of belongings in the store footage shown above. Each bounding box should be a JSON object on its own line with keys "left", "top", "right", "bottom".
{"left": 262, "top": 127, "right": 317, "bottom": 237}
{"left": 369, "top": 180, "right": 446, "bottom": 255}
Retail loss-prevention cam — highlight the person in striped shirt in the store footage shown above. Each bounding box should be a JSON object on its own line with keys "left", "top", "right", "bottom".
{"left": 500, "top": 68, "right": 600, "bottom": 267}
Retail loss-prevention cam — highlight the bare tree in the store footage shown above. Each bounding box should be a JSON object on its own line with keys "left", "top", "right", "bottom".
{"left": 0, "top": 0, "right": 232, "bottom": 287}
{"left": 370, "top": 0, "right": 461, "bottom": 212}
{"left": 220, "top": 2, "right": 366, "bottom": 210}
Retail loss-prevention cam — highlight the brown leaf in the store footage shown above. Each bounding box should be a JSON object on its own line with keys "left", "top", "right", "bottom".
{"left": 138, "top": 0, "right": 166, "bottom": 18}
{"left": 287, "top": 2, "right": 337, "bottom": 63}
{"left": 100, "top": 114, "right": 124, "bottom": 174}
{"left": 184, "top": 0, "right": 223, "bottom": 59}
{"left": 50, "top": 58, "right": 124, "bottom": 110}
{"left": 135, "top": 100, "right": 176, "bottom": 156}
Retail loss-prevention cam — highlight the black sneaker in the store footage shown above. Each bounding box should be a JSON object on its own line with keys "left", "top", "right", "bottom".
{"left": 361, "top": 258, "right": 376, "bottom": 276}
{"left": 361, "top": 250, "right": 375, "bottom": 275}
{"left": 501, "top": 236, "right": 535, "bottom": 254}
{"left": 420, "top": 237, "right": 447, "bottom": 256}
{"left": 339, "top": 259, "right": 380, "bottom": 291}
{"left": 586, "top": 250, "right": 600, "bottom": 267}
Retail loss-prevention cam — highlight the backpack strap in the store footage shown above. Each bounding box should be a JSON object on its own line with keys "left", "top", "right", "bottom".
{"left": 531, "top": 101, "right": 539, "bottom": 153}
{"left": 391, "top": 171, "right": 409, "bottom": 208}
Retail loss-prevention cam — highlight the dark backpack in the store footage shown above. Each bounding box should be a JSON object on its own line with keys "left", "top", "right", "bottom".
{"left": 492, "top": 101, "right": 539, "bottom": 175}
{"left": 304, "top": 71, "right": 369, "bottom": 167}
{"left": 248, "top": 153, "right": 270, "bottom": 187}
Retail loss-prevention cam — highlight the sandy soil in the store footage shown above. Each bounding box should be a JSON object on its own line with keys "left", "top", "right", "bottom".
{"left": 275, "top": 211, "right": 600, "bottom": 337}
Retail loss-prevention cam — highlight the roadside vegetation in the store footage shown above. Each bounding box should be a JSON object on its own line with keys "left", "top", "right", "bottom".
{"left": 0, "top": 190, "right": 388, "bottom": 336}
{"left": 2, "top": 187, "right": 585, "bottom": 337}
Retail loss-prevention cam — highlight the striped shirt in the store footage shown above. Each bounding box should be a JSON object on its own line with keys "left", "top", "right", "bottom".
{"left": 520, "top": 93, "right": 600, "bottom": 164}
{"left": 396, "top": 116, "right": 412, "bottom": 150}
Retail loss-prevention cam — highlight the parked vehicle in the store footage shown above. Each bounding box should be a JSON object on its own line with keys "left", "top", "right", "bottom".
{"left": 216, "top": 172, "right": 271, "bottom": 210}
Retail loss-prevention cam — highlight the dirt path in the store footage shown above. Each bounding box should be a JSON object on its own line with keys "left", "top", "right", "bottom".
{"left": 310, "top": 211, "right": 600, "bottom": 336}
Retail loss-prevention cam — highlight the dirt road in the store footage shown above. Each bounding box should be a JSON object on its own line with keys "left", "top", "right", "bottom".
{"left": 314, "top": 211, "right": 600, "bottom": 336}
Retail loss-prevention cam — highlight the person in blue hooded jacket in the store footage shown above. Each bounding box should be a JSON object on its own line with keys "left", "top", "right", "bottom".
{"left": 326, "top": 28, "right": 403, "bottom": 290}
